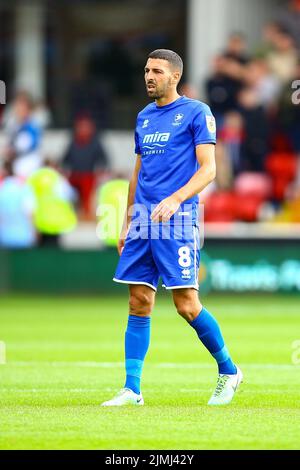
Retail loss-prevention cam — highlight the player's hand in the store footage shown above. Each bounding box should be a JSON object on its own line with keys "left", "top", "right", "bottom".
{"left": 117, "top": 226, "right": 129, "bottom": 256}
{"left": 151, "top": 194, "right": 182, "bottom": 223}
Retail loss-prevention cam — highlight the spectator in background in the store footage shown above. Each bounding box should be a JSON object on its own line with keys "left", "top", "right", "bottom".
{"left": 238, "top": 87, "right": 269, "bottom": 172}
{"left": 254, "top": 22, "right": 283, "bottom": 59}
{"left": 1, "top": 90, "right": 27, "bottom": 133}
{"left": 265, "top": 27, "right": 298, "bottom": 85}
{"left": 0, "top": 161, "right": 36, "bottom": 248}
{"left": 62, "top": 114, "right": 109, "bottom": 220}
{"left": 178, "top": 82, "right": 199, "bottom": 99}
{"left": 275, "top": 0, "right": 300, "bottom": 49}
{"left": 275, "top": 60, "right": 300, "bottom": 154}
{"left": 4, "top": 92, "right": 42, "bottom": 179}
{"left": 2, "top": 91, "right": 51, "bottom": 131}
{"left": 69, "top": 66, "right": 111, "bottom": 129}
{"left": 244, "top": 59, "right": 281, "bottom": 110}
{"left": 223, "top": 32, "right": 250, "bottom": 65}
{"left": 28, "top": 165, "right": 77, "bottom": 247}
{"left": 206, "top": 33, "right": 250, "bottom": 125}
{"left": 206, "top": 55, "right": 241, "bottom": 124}
{"left": 33, "top": 98, "right": 52, "bottom": 130}
{"left": 218, "top": 111, "right": 244, "bottom": 176}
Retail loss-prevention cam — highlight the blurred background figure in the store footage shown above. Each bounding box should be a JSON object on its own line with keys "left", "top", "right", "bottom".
{"left": 238, "top": 86, "right": 269, "bottom": 173}
{"left": 0, "top": 161, "right": 36, "bottom": 248}
{"left": 178, "top": 82, "right": 199, "bottom": 99}
{"left": 223, "top": 32, "right": 250, "bottom": 64}
{"left": 218, "top": 111, "right": 244, "bottom": 178}
{"left": 62, "top": 114, "right": 109, "bottom": 220}
{"left": 3, "top": 91, "right": 51, "bottom": 132}
{"left": 274, "top": 61, "right": 300, "bottom": 155}
{"left": 32, "top": 98, "right": 52, "bottom": 130}
{"left": 254, "top": 21, "right": 283, "bottom": 59}
{"left": 97, "top": 178, "right": 129, "bottom": 247}
{"left": 206, "top": 33, "right": 249, "bottom": 127}
{"left": 206, "top": 54, "right": 241, "bottom": 126}
{"left": 69, "top": 68, "right": 111, "bottom": 130}
{"left": 243, "top": 59, "right": 281, "bottom": 109}
{"left": 28, "top": 165, "right": 77, "bottom": 247}
{"left": 265, "top": 27, "right": 298, "bottom": 85}
{"left": 3, "top": 92, "right": 42, "bottom": 179}
{"left": 274, "top": 0, "right": 300, "bottom": 49}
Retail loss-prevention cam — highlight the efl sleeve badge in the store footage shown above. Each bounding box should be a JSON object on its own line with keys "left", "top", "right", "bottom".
{"left": 205, "top": 115, "right": 216, "bottom": 133}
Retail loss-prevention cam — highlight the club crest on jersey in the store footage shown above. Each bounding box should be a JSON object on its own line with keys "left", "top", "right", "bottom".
{"left": 206, "top": 115, "right": 216, "bottom": 133}
{"left": 172, "top": 113, "right": 184, "bottom": 126}
{"left": 142, "top": 119, "right": 149, "bottom": 128}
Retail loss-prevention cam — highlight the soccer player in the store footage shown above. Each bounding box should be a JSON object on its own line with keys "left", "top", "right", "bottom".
{"left": 101, "top": 49, "right": 242, "bottom": 407}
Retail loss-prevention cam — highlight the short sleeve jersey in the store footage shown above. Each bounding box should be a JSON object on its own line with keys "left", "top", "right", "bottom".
{"left": 134, "top": 95, "right": 216, "bottom": 225}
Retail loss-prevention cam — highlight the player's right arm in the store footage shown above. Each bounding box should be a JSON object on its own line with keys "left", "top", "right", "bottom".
{"left": 118, "top": 155, "right": 141, "bottom": 255}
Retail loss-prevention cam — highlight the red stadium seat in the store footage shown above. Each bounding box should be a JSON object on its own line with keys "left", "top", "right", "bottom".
{"left": 235, "top": 194, "right": 264, "bottom": 222}
{"left": 204, "top": 191, "right": 237, "bottom": 222}
{"left": 265, "top": 152, "right": 297, "bottom": 200}
{"left": 205, "top": 187, "right": 265, "bottom": 223}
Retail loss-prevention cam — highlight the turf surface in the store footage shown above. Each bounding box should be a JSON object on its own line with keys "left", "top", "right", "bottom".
{"left": 0, "top": 294, "right": 299, "bottom": 449}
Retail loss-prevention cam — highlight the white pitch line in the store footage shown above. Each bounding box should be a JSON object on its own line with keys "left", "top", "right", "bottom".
{"left": 0, "top": 387, "right": 298, "bottom": 395}
{"left": 2, "top": 361, "right": 299, "bottom": 370}
{"left": 156, "top": 363, "right": 299, "bottom": 370}
{"left": 6, "top": 361, "right": 124, "bottom": 368}
{"left": 156, "top": 362, "right": 300, "bottom": 370}
{"left": 0, "top": 388, "right": 101, "bottom": 393}
{"left": 179, "top": 388, "right": 299, "bottom": 394}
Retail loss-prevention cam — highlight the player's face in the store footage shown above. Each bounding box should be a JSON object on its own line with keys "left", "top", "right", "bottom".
{"left": 144, "top": 58, "right": 176, "bottom": 99}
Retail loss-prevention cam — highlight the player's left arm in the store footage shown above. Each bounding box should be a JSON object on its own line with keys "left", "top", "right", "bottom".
{"left": 151, "top": 143, "right": 216, "bottom": 222}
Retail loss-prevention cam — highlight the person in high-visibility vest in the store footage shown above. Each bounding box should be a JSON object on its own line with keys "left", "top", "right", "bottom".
{"left": 97, "top": 179, "right": 129, "bottom": 247}
{"left": 28, "top": 166, "right": 77, "bottom": 246}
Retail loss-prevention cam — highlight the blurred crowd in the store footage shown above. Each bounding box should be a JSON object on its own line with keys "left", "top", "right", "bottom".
{"left": 203, "top": 1, "right": 300, "bottom": 223}
{"left": 0, "top": 92, "right": 112, "bottom": 248}
{"left": 1, "top": 3, "right": 300, "bottom": 248}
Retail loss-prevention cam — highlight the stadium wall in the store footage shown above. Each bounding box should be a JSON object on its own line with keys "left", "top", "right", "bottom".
{"left": 1, "top": 240, "right": 299, "bottom": 294}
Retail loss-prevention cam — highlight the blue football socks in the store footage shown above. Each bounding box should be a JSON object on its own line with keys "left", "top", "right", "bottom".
{"left": 124, "top": 315, "right": 151, "bottom": 394}
{"left": 190, "top": 307, "right": 237, "bottom": 375}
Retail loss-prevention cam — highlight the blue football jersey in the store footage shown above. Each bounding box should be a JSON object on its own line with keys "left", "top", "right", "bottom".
{"left": 133, "top": 96, "right": 216, "bottom": 225}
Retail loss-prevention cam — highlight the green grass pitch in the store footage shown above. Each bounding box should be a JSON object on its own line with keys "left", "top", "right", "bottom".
{"left": 0, "top": 293, "right": 299, "bottom": 450}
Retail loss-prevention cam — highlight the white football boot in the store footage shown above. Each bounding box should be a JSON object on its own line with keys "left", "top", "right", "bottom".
{"left": 101, "top": 388, "right": 144, "bottom": 407}
{"left": 208, "top": 366, "right": 243, "bottom": 405}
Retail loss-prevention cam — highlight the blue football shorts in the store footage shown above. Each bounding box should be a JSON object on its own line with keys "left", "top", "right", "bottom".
{"left": 113, "top": 223, "right": 200, "bottom": 291}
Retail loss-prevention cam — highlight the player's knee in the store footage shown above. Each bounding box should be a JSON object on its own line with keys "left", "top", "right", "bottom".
{"left": 176, "top": 304, "right": 195, "bottom": 322}
{"left": 129, "top": 291, "right": 153, "bottom": 315}
{"left": 174, "top": 298, "right": 202, "bottom": 322}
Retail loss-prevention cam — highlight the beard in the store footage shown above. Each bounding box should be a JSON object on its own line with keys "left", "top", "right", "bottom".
{"left": 146, "top": 78, "right": 171, "bottom": 99}
{"left": 146, "top": 88, "right": 163, "bottom": 99}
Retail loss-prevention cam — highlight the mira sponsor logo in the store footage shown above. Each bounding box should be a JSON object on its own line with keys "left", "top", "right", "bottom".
{"left": 142, "top": 131, "right": 171, "bottom": 153}
{"left": 143, "top": 132, "right": 170, "bottom": 144}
